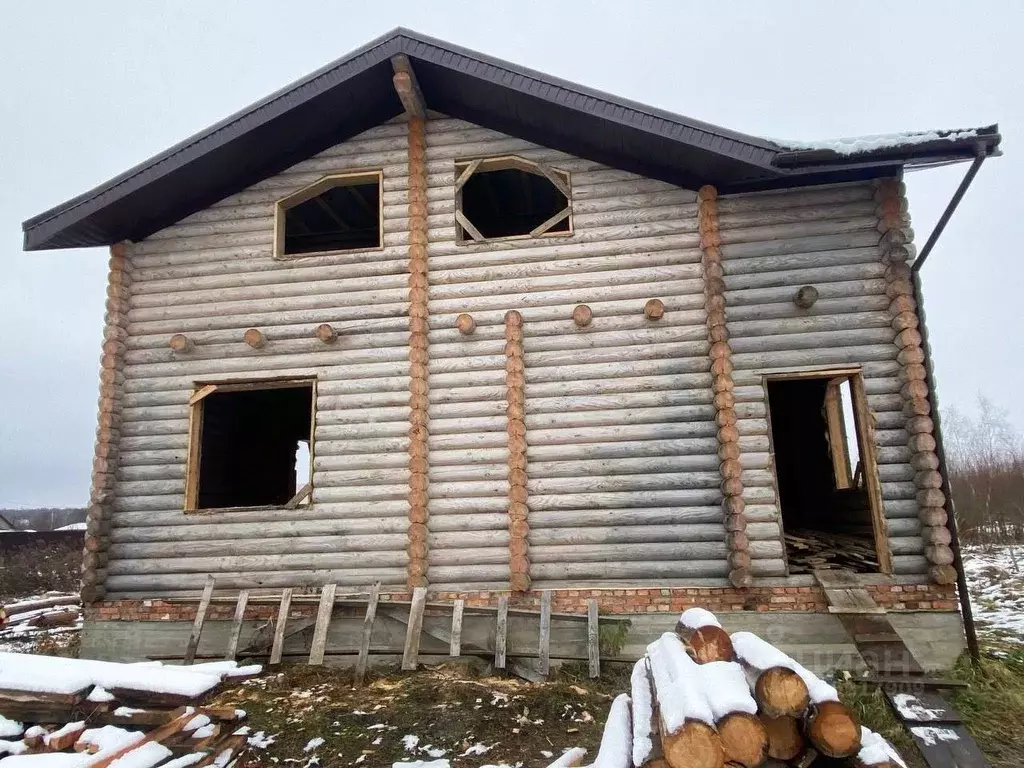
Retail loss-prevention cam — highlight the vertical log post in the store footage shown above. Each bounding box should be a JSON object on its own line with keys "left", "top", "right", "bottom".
{"left": 406, "top": 116, "right": 431, "bottom": 589}
{"left": 84, "top": 242, "right": 132, "bottom": 602}
{"left": 505, "top": 309, "right": 531, "bottom": 592}
{"left": 698, "top": 186, "right": 751, "bottom": 589}
{"left": 874, "top": 177, "right": 955, "bottom": 585}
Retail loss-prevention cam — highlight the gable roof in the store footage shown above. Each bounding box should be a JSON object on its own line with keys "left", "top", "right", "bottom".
{"left": 22, "top": 28, "right": 1001, "bottom": 251}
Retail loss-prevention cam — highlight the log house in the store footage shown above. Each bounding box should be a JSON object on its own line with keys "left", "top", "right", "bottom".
{"left": 22, "top": 29, "right": 1000, "bottom": 664}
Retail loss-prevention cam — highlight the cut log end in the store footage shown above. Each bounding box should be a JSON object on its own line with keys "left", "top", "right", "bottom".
{"left": 755, "top": 666, "right": 810, "bottom": 718}
{"left": 759, "top": 714, "right": 803, "bottom": 761}
{"left": 805, "top": 700, "right": 861, "bottom": 758}
{"left": 661, "top": 721, "right": 723, "bottom": 768}
{"left": 674, "top": 623, "right": 736, "bottom": 664}
{"left": 718, "top": 711, "right": 769, "bottom": 768}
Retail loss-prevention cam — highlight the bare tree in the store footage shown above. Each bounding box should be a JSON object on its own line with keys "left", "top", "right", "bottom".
{"left": 943, "top": 396, "right": 1024, "bottom": 545}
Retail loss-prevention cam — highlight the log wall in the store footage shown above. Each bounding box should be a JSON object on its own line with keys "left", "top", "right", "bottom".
{"left": 99, "top": 115, "right": 936, "bottom": 597}
{"left": 716, "top": 181, "right": 928, "bottom": 577}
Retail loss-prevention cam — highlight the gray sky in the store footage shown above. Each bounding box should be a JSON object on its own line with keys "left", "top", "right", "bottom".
{"left": 2, "top": 1, "right": 1021, "bottom": 507}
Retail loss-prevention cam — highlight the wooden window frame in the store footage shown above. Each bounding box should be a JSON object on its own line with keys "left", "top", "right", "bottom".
{"left": 184, "top": 377, "right": 317, "bottom": 514}
{"left": 761, "top": 366, "right": 894, "bottom": 575}
{"left": 454, "top": 155, "right": 573, "bottom": 245}
{"left": 273, "top": 170, "right": 384, "bottom": 260}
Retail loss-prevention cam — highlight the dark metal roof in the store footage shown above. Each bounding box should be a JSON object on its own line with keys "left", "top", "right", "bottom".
{"left": 22, "top": 28, "right": 1002, "bottom": 251}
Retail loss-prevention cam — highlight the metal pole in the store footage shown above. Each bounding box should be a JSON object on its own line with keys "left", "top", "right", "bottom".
{"left": 912, "top": 148, "right": 987, "bottom": 274}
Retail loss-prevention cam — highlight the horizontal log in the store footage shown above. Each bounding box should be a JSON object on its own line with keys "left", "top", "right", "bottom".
{"left": 107, "top": 550, "right": 409, "bottom": 575}
{"left": 105, "top": 568, "right": 409, "bottom": 592}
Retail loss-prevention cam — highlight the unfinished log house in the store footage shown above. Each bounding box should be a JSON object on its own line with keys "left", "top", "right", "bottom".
{"left": 23, "top": 30, "right": 1000, "bottom": 666}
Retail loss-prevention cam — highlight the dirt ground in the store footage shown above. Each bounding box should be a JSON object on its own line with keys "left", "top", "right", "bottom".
{"left": 215, "top": 661, "right": 631, "bottom": 767}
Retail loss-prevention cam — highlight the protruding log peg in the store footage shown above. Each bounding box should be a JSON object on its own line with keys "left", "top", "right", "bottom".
{"left": 315, "top": 323, "right": 337, "bottom": 343}
{"left": 794, "top": 285, "right": 819, "bottom": 309}
{"left": 456, "top": 313, "right": 476, "bottom": 335}
{"left": 244, "top": 328, "right": 266, "bottom": 349}
{"left": 169, "top": 334, "right": 194, "bottom": 353}
{"left": 572, "top": 304, "right": 593, "bottom": 327}
{"left": 644, "top": 298, "right": 665, "bottom": 320}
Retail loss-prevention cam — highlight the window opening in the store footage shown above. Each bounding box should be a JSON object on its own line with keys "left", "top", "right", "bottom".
{"left": 275, "top": 172, "right": 381, "bottom": 257}
{"left": 455, "top": 157, "right": 571, "bottom": 242}
{"left": 766, "top": 373, "right": 887, "bottom": 574}
{"left": 187, "top": 382, "right": 314, "bottom": 511}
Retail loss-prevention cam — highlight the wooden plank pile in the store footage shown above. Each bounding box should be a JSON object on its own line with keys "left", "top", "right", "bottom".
{"left": 1, "top": 593, "right": 82, "bottom": 636}
{"left": 546, "top": 607, "right": 907, "bottom": 768}
{"left": 0, "top": 653, "right": 260, "bottom": 766}
{"left": 785, "top": 530, "right": 880, "bottom": 575}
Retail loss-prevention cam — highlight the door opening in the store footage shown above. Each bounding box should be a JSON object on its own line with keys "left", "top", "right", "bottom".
{"left": 766, "top": 372, "right": 890, "bottom": 574}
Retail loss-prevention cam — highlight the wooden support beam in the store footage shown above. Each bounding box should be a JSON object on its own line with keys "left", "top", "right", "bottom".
{"left": 455, "top": 209, "right": 485, "bottom": 242}
{"left": 355, "top": 582, "right": 380, "bottom": 687}
{"left": 308, "top": 583, "right": 337, "bottom": 665}
{"left": 183, "top": 576, "right": 215, "bottom": 665}
{"left": 189, "top": 384, "right": 217, "bottom": 406}
{"left": 538, "top": 590, "right": 552, "bottom": 676}
{"left": 529, "top": 206, "right": 571, "bottom": 237}
{"left": 284, "top": 483, "right": 312, "bottom": 509}
{"left": 269, "top": 588, "right": 293, "bottom": 665}
{"left": 587, "top": 599, "right": 600, "bottom": 678}
{"left": 535, "top": 162, "right": 572, "bottom": 199}
{"left": 401, "top": 586, "right": 428, "bottom": 671}
{"left": 224, "top": 589, "right": 249, "bottom": 661}
{"left": 391, "top": 54, "right": 426, "bottom": 118}
{"left": 495, "top": 595, "right": 508, "bottom": 669}
{"left": 454, "top": 158, "right": 482, "bottom": 191}
{"left": 450, "top": 598, "right": 464, "bottom": 657}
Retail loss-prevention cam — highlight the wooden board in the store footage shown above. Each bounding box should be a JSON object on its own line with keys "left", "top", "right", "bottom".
{"left": 587, "top": 599, "right": 600, "bottom": 678}
{"left": 538, "top": 590, "right": 552, "bottom": 676}
{"left": 355, "top": 582, "right": 380, "bottom": 687}
{"left": 839, "top": 613, "right": 923, "bottom": 675}
{"left": 308, "top": 583, "right": 337, "bottom": 665}
{"left": 813, "top": 568, "right": 885, "bottom": 614}
{"left": 495, "top": 595, "right": 509, "bottom": 669}
{"left": 269, "top": 588, "right": 293, "bottom": 665}
{"left": 183, "top": 575, "right": 215, "bottom": 665}
{"left": 224, "top": 589, "right": 249, "bottom": 661}
{"left": 401, "top": 587, "right": 427, "bottom": 671}
{"left": 450, "top": 599, "right": 464, "bottom": 657}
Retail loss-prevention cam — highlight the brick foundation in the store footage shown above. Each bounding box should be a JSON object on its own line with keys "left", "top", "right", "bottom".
{"left": 84, "top": 583, "right": 957, "bottom": 622}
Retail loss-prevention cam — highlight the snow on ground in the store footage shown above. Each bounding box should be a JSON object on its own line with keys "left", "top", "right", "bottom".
{"left": 962, "top": 544, "right": 1024, "bottom": 644}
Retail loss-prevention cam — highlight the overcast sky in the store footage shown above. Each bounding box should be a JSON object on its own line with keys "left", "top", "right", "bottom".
{"left": 2, "top": 1, "right": 1021, "bottom": 507}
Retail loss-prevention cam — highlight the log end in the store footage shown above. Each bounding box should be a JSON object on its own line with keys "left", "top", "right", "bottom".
{"left": 675, "top": 623, "right": 736, "bottom": 664}
{"left": 805, "top": 700, "right": 861, "bottom": 758}
{"left": 661, "top": 721, "right": 723, "bottom": 768}
{"left": 759, "top": 713, "right": 803, "bottom": 761}
{"left": 755, "top": 667, "right": 811, "bottom": 718}
{"left": 718, "top": 711, "right": 769, "bottom": 768}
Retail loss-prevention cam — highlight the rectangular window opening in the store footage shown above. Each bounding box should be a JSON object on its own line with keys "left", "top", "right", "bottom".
{"left": 766, "top": 373, "right": 887, "bottom": 575}
{"left": 276, "top": 172, "right": 382, "bottom": 258}
{"left": 187, "top": 381, "right": 314, "bottom": 511}
{"left": 455, "top": 157, "right": 571, "bottom": 243}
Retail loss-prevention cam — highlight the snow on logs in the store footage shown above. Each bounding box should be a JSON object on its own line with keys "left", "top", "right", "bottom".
{"left": 549, "top": 607, "right": 877, "bottom": 768}
{"left": 874, "top": 177, "right": 954, "bottom": 585}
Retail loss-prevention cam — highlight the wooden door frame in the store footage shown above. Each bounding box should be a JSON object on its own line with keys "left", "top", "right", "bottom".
{"left": 761, "top": 366, "right": 894, "bottom": 575}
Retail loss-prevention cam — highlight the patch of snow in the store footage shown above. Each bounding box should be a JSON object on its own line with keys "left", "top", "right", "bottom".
{"left": 115, "top": 707, "right": 149, "bottom": 718}
{"left": 629, "top": 659, "right": 653, "bottom": 767}
{"left": 108, "top": 740, "right": 173, "bottom": 768}
{"left": 678, "top": 607, "right": 721, "bottom": 629}
{"left": 159, "top": 755, "right": 207, "bottom": 768}
{"left": 0, "top": 755, "right": 87, "bottom": 767}
{"left": 303, "top": 736, "right": 324, "bottom": 753}
{"left": 460, "top": 742, "right": 495, "bottom": 756}
{"left": 391, "top": 762, "right": 449, "bottom": 768}
{"left": 56, "top": 523, "right": 87, "bottom": 531}
{"left": 858, "top": 727, "right": 908, "bottom": 768}
{"left": 421, "top": 745, "right": 446, "bottom": 758}
{"left": 909, "top": 726, "right": 961, "bottom": 746}
{"left": 592, "top": 692, "right": 632, "bottom": 768}
{"left": 182, "top": 714, "right": 211, "bottom": 732}
{"left": 731, "top": 631, "right": 839, "bottom": 703}
{"left": 540, "top": 751, "right": 553, "bottom": 758}
{"left": 962, "top": 544, "right": 1024, "bottom": 643}
{"left": 402, "top": 734, "right": 420, "bottom": 752}
{"left": 646, "top": 632, "right": 715, "bottom": 730}
{"left": 890, "top": 693, "right": 945, "bottom": 722}
{"left": 372, "top": 737, "right": 383, "bottom": 746}
{"left": 191, "top": 724, "right": 216, "bottom": 739}
{"left": 43, "top": 721, "right": 85, "bottom": 746}
{"left": 0, "top": 652, "right": 222, "bottom": 698}
{"left": 774, "top": 129, "right": 980, "bottom": 156}
{"left": 0, "top": 739, "right": 28, "bottom": 756}
{"left": 0, "top": 714, "right": 23, "bottom": 738}
{"left": 697, "top": 661, "right": 758, "bottom": 718}
{"left": 187, "top": 661, "right": 263, "bottom": 678}
{"left": 544, "top": 747, "right": 587, "bottom": 768}
{"left": 247, "top": 731, "right": 276, "bottom": 749}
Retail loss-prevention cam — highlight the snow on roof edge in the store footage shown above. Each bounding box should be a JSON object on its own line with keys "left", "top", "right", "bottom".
{"left": 770, "top": 127, "right": 987, "bottom": 156}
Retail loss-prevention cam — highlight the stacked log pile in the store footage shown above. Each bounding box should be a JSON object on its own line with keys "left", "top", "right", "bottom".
{"left": 0, "top": 654, "right": 258, "bottom": 766}
{"left": 548, "top": 607, "right": 906, "bottom": 768}
{"left": 0, "top": 594, "right": 83, "bottom": 651}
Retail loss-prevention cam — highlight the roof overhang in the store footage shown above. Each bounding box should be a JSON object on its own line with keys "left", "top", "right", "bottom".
{"left": 21, "top": 28, "right": 1002, "bottom": 251}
